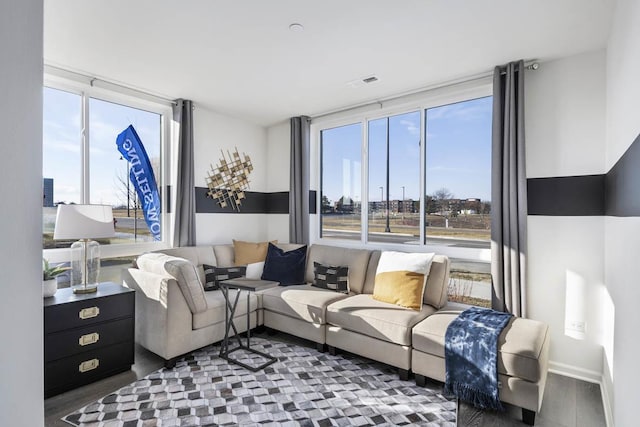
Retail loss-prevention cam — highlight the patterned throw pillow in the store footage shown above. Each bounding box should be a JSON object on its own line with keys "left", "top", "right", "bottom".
{"left": 202, "top": 264, "right": 246, "bottom": 291}
{"left": 312, "top": 262, "right": 349, "bottom": 293}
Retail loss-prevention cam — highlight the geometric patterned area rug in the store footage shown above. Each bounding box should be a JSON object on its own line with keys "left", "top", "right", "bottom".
{"left": 63, "top": 337, "right": 457, "bottom": 426}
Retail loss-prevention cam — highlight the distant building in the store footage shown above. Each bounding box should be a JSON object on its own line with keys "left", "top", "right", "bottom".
{"left": 43, "top": 178, "right": 54, "bottom": 207}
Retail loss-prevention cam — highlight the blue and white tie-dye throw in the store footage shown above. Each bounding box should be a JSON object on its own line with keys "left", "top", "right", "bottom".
{"left": 444, "top": 306, "right": 513, "bottom": 411}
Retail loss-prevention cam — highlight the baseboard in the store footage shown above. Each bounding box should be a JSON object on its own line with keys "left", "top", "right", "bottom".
{"left": 548, "top": 360, "right": 613, "bottom": 427}
{"left": 548, "top": 361, "right": 601, "bottom": 383}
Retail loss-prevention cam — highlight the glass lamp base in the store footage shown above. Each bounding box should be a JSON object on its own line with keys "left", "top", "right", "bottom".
{"left": 70, "top": 239, "right": 101, "bottom": 293}
{"left": 72, "top": 283, "right": 98, "bottom": 294}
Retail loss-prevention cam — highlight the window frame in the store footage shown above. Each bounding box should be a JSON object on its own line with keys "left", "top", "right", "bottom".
{"left": 311, "top": 79, "right": 492, "bottom": 264}
{"left": 42, "top": 76, "right": 172, "bottom": 263}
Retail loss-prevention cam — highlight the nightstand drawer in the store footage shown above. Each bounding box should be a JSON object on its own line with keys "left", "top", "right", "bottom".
{"left": 45, "top": 290, "right": 134, "bottom": 334}
{"left": 44, "top": 341, "right": 134, "bottom": 398}
{"left": 45, "top": 317, "right": 134, "bottom": 362}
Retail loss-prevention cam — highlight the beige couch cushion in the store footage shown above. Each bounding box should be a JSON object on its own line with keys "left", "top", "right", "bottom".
{"left": 412, "top": 310, "right": 549, "bottom": 382}
{"left": 326, "top": 294, "right": 435, "bottom": 346}
{"left": 136, "top": 252, "right": 208, "bottom": 314}
{"left": 305, "top": 245, "right": 372, "bottom": 294}
{"left": 193, "top": 290, "right": 258, "bottom": 330}
{"left": 261, "top": 284, "right": 349, "bottom": 324}
{"left": 424, "top": 255, "right": 450, "bottom": 309}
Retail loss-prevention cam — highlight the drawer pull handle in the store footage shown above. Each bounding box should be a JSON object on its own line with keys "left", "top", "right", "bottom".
{"left": 79, "top": 306, "right": 100, "bottom": 320}
{"left": 79, "top": 358, "right": 99, "bottom": 373}
{"left": 78, "top": 332, "right": 100, "bottom": 346}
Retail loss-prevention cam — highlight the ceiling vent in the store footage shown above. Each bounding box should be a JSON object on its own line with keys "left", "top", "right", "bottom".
{"left": 347, "top": 74, "right": 380, "bottom": 88}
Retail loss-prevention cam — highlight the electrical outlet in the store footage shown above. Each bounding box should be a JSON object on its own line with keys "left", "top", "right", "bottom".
{"left": 567, "top": 320, "right": 586, "bottom": 333}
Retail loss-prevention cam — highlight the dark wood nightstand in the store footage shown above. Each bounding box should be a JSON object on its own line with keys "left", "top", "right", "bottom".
{"left": 44, "top": 282, "right": 135, "bottom": 398}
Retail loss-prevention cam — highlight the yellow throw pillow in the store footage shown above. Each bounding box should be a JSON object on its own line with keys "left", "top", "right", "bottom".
{"left": 372, "top": 251, "right": 435, "bottom": 310}
{"left": 233, "top": 239, "right": 277, "bottom": 266}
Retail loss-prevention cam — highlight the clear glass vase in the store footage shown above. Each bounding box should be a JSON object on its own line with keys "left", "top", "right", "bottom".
{"left": 70, "top": 239, "right": 100, "bottom": 293}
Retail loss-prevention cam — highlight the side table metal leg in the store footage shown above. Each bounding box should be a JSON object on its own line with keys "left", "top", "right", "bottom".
{"left": 220, "top": 287, "right": 242, "bottom": 357}
{"left": 246, "top": 291, "right": 251, "bottom": 348}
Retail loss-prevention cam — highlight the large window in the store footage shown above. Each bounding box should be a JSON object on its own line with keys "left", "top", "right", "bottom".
{"left": 320, "top": 123, "right": 362, "bottom": 240}
{"left": 318, "top": 91, "right": 492, "bottom": 307}
{"left": 43, "top": 85, "right": 167, "bottom": 254}
{"left": 368, "top": 111, "right": 421, "bottom": 244}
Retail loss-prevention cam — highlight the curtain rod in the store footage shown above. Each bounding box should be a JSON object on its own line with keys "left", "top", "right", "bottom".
{"left": 311, "top": 60, "right": 538, "bottom": 121}
{"left": 44, "top": 64, "right": 178, "bottom": 106}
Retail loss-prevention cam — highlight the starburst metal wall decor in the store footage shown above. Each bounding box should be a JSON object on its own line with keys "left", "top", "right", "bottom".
{"left": 205, "top": 148, "right": 253, "bottom": 211}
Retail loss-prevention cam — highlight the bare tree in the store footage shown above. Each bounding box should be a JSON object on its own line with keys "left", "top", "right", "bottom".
{"left": 432, "top": 188, "right": 453, "bottom": 216}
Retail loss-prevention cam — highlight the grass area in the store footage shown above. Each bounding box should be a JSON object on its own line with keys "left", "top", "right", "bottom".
{"left": 448, "top": 295, "right": 491, "bottom": 308}
{"left": 450, "top": 270, "right": 491, "bottom": 283}
{"left": 322, "top": 213, "right": 491, "bottom": 241}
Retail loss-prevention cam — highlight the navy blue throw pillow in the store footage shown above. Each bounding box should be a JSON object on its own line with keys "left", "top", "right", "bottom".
{"left": 261, "top": 243, "right": 307, "bottom": 286}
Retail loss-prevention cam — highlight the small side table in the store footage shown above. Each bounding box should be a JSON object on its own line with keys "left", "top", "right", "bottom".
{"left": 219, "top": 278, "right": 279, "bottom": 371}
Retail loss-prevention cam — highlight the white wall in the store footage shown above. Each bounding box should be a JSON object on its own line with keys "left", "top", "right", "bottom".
{"left": 266, "top": 121, "right": 290, "bottom": 242}
{"left": 0, "top": 1, "right": 44, "bottom": 425}
{"left": 604, "top": 0, "right": 640, "bottom": 424}
{"left": 192, "top": 106, "right": 269, "bottom": 244}
{"left": 525, "top": 50, "right": 606, "bottom": 377}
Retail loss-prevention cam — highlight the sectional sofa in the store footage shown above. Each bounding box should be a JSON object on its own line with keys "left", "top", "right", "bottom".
{"left": 123, "top": 242, "right": 549, "bottom": 425}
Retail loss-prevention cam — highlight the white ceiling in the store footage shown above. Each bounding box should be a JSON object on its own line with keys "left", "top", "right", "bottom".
{"left": 44, "top": 0, "right": 614, "bottom": 127}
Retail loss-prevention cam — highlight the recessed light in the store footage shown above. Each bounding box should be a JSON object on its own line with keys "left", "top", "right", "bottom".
{"left": 289, "top": 23, "right": 304, "bottom": 32}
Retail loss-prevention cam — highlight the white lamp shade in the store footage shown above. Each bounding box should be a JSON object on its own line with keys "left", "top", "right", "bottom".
{"left": 53, "top": 204, "right": 115, "bottom": 240}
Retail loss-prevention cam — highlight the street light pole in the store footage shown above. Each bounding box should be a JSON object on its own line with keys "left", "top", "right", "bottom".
{"left": 385, "top": 117, "right": 391, "bottom": 232}
{"left": 120, "top": 156, "right": 130, "bottom": 217}
{"left": 401, "top": 185, "right": 405, "bottom": 220}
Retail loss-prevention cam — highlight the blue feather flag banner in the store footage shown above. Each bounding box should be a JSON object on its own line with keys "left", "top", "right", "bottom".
{"left": 116, "top": 125, "right": 161, "bottom": 241}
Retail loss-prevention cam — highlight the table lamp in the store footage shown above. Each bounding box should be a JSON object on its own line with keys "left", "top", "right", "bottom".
{"left": 53, "top": 204, "right": 115, "bottom": 294}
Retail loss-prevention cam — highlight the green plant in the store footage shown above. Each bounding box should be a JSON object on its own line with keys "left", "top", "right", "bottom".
{"left": 43, "top": 258, "right": 70, "bottom": 281}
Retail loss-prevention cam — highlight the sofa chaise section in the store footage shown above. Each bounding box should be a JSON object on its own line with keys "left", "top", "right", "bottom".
{"left": 411, "top": 309, "right": 550, "bottom": 425}
{"left": 123, "top": 246, "right": 259, "bottom": 367}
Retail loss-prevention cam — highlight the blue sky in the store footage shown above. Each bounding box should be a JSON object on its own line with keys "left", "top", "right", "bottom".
{"left": 322, "top": 96, "right": 492, "bottom": 203}
{"left": 43, "top": 87, "right": 161, "bottom": 206}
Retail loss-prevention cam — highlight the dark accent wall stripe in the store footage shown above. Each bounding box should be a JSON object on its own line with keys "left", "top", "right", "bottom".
{"left": 527, "top": 132, "right": 640, "bottom": 217}
{"left": 605, "top": 133, "right": 640, "bottom": 216}
{"left": 527, "top": 175, "right": 605, "bottom": 216}
{"left": 194, "top": 188, "right": 317, "bottom": 214}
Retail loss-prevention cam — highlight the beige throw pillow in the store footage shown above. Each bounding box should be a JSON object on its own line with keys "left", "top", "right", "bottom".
{"left": 233, "top": 239, "right": 277, "bottom": 266}
{"left": 372, "top": 251, "right": 435, "bottom": 310}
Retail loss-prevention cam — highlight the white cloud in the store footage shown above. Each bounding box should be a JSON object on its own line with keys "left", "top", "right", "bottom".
{"left": 399, "top": 119, "right": 420, "bottom": 136}
{"left": 427, "top": 99, "right": 491, "bottom": 122}
{"left": 44, "top": 138, "right": 80, "bottom": 154}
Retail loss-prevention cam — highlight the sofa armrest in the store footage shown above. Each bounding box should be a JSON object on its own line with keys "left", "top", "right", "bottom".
{"left": 136, "top": 252, "right": 208, "bottom": 314}
{"left": 123, "top": 268, "right": 197, "bottom": 360}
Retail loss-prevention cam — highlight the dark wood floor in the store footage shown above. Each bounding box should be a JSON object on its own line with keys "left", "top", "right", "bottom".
{"left": 44, "top": 333, "right": 607, "bottom": 427}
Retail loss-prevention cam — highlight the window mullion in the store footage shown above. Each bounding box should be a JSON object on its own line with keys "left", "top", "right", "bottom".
{"left": 81, "top": 92, "right": 90, "bottom": 203}
{"left": 419, "top": 108, "right": 426, "bottom": 246}
{"left": 361, "top": 118, "right": 368, "bottom": 243}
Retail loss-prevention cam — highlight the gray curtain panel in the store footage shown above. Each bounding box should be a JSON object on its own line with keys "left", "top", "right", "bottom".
{"left": 289, "top": 116, "right": 311, "bottom": 244}
{"left": 491, "top": 61, "right": 527, "bottom": 317}
{"left": 172, "top": 99, "right": 196, "bottom": 247}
